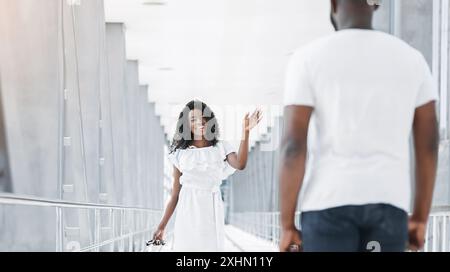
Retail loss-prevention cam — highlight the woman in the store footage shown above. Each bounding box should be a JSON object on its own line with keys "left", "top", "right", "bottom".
{"left": 152, "top": 100, "right": 262, "bottom": 251}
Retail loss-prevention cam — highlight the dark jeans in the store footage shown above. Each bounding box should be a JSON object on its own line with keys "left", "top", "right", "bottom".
{"left": 301, "top": 204, "right": 408, "bottom": 252}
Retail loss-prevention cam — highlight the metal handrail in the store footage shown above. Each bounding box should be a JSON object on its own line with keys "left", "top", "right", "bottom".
{"left": 431, "top": 206, "right": 450, "bottom": 213}
{"left": 78, "top": 228, "right": 155, "bottom": 252}
{"left": 0, "top": 193, "right": 160, "bottom": 212}
{"left": 0, "top": 193, "right": 166, "bottom": 252}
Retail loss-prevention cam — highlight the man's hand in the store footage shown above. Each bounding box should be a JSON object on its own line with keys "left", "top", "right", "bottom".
{"left": 408, "top": 218, "right": 427, "bottom": 251}
{"left": 279, "top": 228, "right": 303, "bottom": 252}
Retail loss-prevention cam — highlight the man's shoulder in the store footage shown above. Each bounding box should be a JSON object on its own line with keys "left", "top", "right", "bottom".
{"left": 289, "top": 32, "right": 350, "bottom": 64}
{"left": 375, "top": 31, "right": 423, "bottom": 56}
{"left": 290, "top": 33, "right": 336, "bottom": 57}
{"left": 377, "top": 32, "right": 429, "bottom": 68}
{"left": 290, "top": 30, "right": 424, "bottom": 62}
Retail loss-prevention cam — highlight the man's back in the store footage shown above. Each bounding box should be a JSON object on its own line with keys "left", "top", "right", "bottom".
{"left": 284, "top": 29, "right": 438, "bottom": 213}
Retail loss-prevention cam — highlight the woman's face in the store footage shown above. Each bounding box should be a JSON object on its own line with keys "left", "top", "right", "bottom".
{"left": 189, "top": 109, "right": 206, "bottom": 139}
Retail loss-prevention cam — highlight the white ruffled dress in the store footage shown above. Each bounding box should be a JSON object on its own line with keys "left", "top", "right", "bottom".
{"left": 167, "top": 141, "right": 237, "bottom": 252}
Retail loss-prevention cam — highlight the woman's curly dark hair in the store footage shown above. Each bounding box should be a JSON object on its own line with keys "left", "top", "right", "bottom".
{"left": 169, "top": 100, "right": 219, "bottom": 154}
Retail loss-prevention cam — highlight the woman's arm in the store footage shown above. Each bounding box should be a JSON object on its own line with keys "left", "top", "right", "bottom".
{"left": 227, "top": 109, "right": 262, "bottom": 170}
{"left": 153, "top": 166, "right": 182, "bottom": 241}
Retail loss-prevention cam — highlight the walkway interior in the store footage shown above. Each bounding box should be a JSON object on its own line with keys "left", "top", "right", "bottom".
{"left": 0, "top": 0, "right": 449, "bottom": 252}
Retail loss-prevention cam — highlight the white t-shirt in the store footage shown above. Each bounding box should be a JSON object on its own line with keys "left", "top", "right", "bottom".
{"left": 283, "top": 29, "right": 439, "bottom": 213}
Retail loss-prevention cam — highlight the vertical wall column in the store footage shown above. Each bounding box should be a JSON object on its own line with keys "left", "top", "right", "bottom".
{"left": 98, "top": 5, "right": 116, "bottom": 207}
{"left": 153, "top": 109, "right": 165, "bottom": 210}
{"left": 0, "top": 0, "right": 63, "bottom": 251}
{"left": 105, "top": 22, "right": 127, "bottom": 206}
{"left": 138, "top": 85, "right": 147, "bottom": 209}
{"left": 0, "top": 77, "right": 11, "bottom": 193}
{"left": 125, "top": 60, "right": 139, "bottom": 207}
{"left": 148, "top": 102, "right": 157, "bottom": 209}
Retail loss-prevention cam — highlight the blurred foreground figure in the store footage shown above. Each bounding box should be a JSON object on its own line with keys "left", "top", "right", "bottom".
{"left": 279, "top": 0, "right": 439, "bottom": 252}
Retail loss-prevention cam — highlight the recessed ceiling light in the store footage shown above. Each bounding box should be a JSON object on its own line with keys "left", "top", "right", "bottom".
{"left": 286, "top": 51, "right": 294, "bottom": 56}
{"left": 158, "top": 67, "right": 174, "bottom": 71}
{"left": 142, "top": 0, "right": 167, "bottom": 6}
